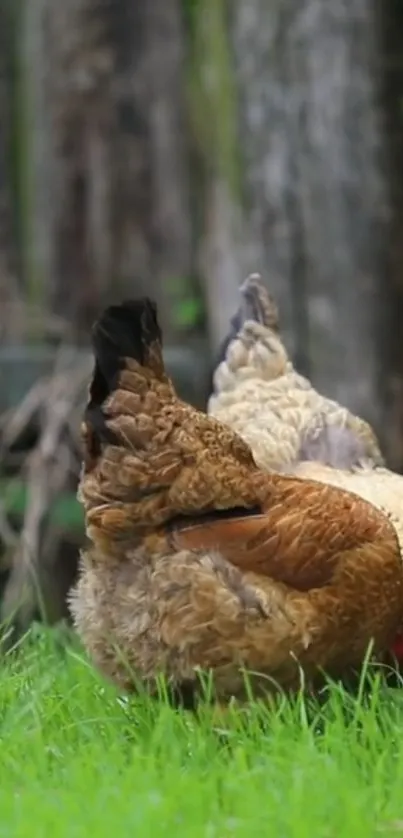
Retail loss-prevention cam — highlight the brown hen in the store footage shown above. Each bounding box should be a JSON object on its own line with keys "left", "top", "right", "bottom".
{"left": 70, "top": 299, "right": 403, "bottom": 706}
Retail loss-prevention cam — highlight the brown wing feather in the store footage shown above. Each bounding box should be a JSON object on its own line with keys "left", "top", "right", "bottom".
{"left": 170, "top": 514, "right": 340, "bottom": 590}
{"left": 170, "top": 502, "right": 403, "bottom": 665}
{"left": 170, "top": 478, "right": 399, "bottom": 585}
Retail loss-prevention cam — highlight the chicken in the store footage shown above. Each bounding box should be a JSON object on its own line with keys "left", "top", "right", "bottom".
{"left": 69, "top": 298, "right": 403, "bottom": 707}
{"left": 208, "top": 274, "right": 403, "bottom": 667}
{"left": 208, "top": 273, "right": 383, "bottom": 473}
{"left": 287, "top": 459, "right": 403, "bottom": 663}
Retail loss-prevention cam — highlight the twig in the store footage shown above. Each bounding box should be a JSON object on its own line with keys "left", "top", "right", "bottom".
{"left": 0, "top": 349, "right": 91, "bottom": 641}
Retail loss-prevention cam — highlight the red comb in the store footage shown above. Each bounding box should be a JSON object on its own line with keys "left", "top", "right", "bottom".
{"left": 390, "top": 633, "right": 403, "bottom": 664}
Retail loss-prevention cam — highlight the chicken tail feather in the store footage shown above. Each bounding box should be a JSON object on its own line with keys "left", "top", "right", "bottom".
{"left": 92, "top": 298, "right": 162, "bottom": 392}
{"left": 83, "top": 298, "right": 166, "bottom": 461}
{"left": 212, "top": 274, "right": 280, "bottom": 376}
{"left": 239, "top": 273, "right": 279, "bottom": 332}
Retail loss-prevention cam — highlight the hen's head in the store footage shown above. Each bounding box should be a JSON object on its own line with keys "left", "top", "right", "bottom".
{"left": 210, "top": 274, "right": 290, "bottom": 397}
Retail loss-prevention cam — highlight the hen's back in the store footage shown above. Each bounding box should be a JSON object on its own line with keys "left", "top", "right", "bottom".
{"left": 208, "top": 275, "right": 383, "bottom": 472}
{"left": 290, "top": 460, "right": 403, "bottom": 554}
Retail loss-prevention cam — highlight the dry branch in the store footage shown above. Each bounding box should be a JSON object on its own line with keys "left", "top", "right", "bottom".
{"left": 0, "top": 349, "right": 91, "bottom": 645}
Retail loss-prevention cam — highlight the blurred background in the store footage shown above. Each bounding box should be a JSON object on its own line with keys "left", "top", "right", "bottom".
{"left": 0, "top": 0, "right": 403, "bottom": 636}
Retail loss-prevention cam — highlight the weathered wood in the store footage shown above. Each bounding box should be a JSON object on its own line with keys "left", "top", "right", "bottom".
{"left": 378, "top": 0, "right": 403, "bottom": 470}
{"left": 0, "top": 0, "right": 21, "bottom": 339}
{"left": 230, "top": 0, "right": 387, "bottom": 431}
{"left": 187, "top": 0, "right": 245, "bottom": 351}
{"left": 16, "top": 0, "right": 403, "bottom": 459}
{"left": 229, "top": 0, "right": 300, "bottom": 358}
{"left": 23, "top": 0, "right": 192, "bottom": 340}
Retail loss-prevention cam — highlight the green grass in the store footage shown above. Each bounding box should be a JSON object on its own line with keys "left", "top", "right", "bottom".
{"left": 1, "top": 630, "right": 403, "bottom": 837}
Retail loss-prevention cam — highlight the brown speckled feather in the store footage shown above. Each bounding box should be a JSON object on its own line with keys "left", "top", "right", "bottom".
{"left": 70, "top": 298, "right": 403, "bottom": 705}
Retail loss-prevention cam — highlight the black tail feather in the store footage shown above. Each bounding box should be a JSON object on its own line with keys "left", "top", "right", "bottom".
{"left": 84, "top": 298, "right": 161, "bottom": 454}
{"left": 91, "top": 298, "right": 161, "bottom": 394}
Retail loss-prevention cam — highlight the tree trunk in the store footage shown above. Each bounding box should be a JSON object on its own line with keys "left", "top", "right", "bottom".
{"left": 24, "top": 0, "right": 192, "bottom": 341}
{"left": 0, "top": 0, "right": 21, "bottom": 340}
{"left": 142, "top": 0, "right": 193, "bottom": 339}
{"left": 230, "top": 0, "right": 302, "bottom": 359}
{"left": 230, "top": 0, "right": 387, "bottom": 431}
{"left": 378, "top": 0, "right": 403, "bottom": 471}
{"left": 187, "top": 0, "right": 245, "bottom": 352}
